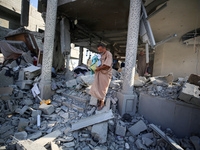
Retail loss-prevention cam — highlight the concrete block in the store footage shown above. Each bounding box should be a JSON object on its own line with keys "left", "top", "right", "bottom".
{"left": 91, "top": 122, "right": 108, "bottom": 144}
{"left": 128, "top": 120, "right": 147, "bottom": 136}
{"left": 141, "top": 133, "right": 154, "bottom": 139}
{"left": 18, "top": 118, "right": 29, "bottom": 131}
{"left": 115, "top": 121, "right": 126, "bottom": 136}
{"left": 178, "top": 83, "right": 200, "bottom": 105}
{"left": 80, "top": 75, "right": 95, "bottom": 86}
{"left": 24, "top": 65, "right": 41, "bottom": 80}
{"left": 34, "top": 130, "right": 62, "bottom": 146}
{"left": 89, "top": 96, "right": 98, "bottom": 106}
{"left": 71, "top": 110, "right": 114, "bottom": 131}
{"left": 39, "top": 104, "right": 54, "bottom": 115}
{"left": 14, "top": 131, "right": 27, "bottom": 140}
{"left": 142, "top": 137, "right": 153, "bottom": 147}
{"left": 0, "top": 70, "right": 14, "bottom": 87}
{"left": 16, "top": 140, "right": 46, "bottom": 150}
{"left": 135, "top": 139, "right": 147, "bottom": 150}
{"left": 117, "top": 92, "right": 138, "bottom": 116}
{"left": 66, "top": 79, "right": 77, "bottom": 88}
{"left": 27, "top": 131, "right": 42, "bottom": 140}
{"left": 16, "top": 80, "right": 33, "bottom": 90}
{"left": 63, "top": 141, "right": 75, "bottom": 147}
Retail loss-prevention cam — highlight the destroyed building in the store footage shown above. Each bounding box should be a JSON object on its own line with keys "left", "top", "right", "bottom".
{"left": 0, "top": 0, "right": 200, "bottom": 150}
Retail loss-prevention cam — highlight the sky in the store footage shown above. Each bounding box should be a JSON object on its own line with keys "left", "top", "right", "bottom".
{"left": 30, "top": 0, "right": 38, "bottom": 8}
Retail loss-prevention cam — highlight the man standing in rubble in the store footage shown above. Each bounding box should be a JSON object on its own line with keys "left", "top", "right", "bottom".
{"left": 89, "top": 43, "right": 112, "bottom": 110}
{"left": 137, "top": 50, "right": 147, "bottom": 76}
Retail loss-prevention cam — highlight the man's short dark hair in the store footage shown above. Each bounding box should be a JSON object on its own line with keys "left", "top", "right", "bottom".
{"left": 97, "top": 43, "right": 106, "bottom": 48}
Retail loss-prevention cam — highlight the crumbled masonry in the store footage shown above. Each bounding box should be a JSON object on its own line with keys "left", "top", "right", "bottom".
{"left": 0, "top": 54, "right": 199, "bottom": 149}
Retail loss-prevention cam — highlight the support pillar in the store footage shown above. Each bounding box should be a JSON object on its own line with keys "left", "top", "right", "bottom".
{"left": 40, "top": 0, "right": 58, "bottom": 99}
{"left": 117, "top": 0, "right": 141, "bottom": 116}
{"left": 78, "top": 46, "right": 83, "bottom": 65}
{"left": 60, "top": 17, "right": 71, "bottom": 71}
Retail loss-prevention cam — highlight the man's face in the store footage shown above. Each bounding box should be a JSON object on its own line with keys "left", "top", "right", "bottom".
{"left": 98, "top": 46, "right": 106, "bottom": 53}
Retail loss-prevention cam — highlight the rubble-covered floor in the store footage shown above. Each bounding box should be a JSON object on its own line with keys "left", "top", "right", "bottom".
{"left": 0, "top": 55, "right": 200, "bottom": 150}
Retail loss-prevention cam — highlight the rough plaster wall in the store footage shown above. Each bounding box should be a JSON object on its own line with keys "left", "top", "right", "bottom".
{"left": 151, "top": 0, "right": 200, "bottom": 79}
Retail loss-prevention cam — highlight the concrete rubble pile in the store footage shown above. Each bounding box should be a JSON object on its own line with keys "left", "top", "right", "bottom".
{"left": 0, "top": 60, "right": 199, "bottom": 150}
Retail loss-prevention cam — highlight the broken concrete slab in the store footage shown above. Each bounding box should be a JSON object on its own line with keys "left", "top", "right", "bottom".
{"left": 27, "top": 131, "right": 42, "bottom": 140}
{"left": 39, "top": 104, "right": 54, "bottom": 115}
{"left": 24, "top": 65, "right": 41, "bottom": 80}
{"left": 63, "top": 141, "right": 75, "bottom": 148}
{"left": 128, "top": 120, "right": 147, "bottom": 136}
{"left": 115, "top": 121, "right": 126, "bottom": 137}
{"left": 14, "top": 131, "right": 27, "bottom": 140}
{"left": 16, "top": 140, "right": 46, "bottom": 150}
{"left": 34, "top": 130, "right": 62, "bottom": 146}
{"left": 149, "top": 124, "right": 184, "bottom": 150}
{"left": 178, "top": 83, "right": 200, "bottom": 106}
{"left": 91, "top": 122, "right": 108, "bottom": 144}
{"left": 135, "top": 139, "right": 147, "bottom": 150}
{"left": 16, "top": 80, "right": 33, "bottom": 90}
{"left": 80, "top": 75, "right": 95, "bottom": 86}
{"left": 71, "top": 110, "right": 114, "bottom": 131}
{"left": 142, "top": 137, "right": 153, "bottom": 147}
{"left": 141, "top": 133, "right": 154, "bottom": 139}
{"left": 66, "top": 79, "right": 77, "bottom": 88}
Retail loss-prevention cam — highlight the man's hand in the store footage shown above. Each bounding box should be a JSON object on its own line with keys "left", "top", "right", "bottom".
{"left": 95, "top": 67, "right": 100, "bottom": 71}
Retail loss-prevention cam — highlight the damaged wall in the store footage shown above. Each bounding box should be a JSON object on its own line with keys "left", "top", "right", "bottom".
{"left": 151, "top": 0, "right": 200, "bottom": 79}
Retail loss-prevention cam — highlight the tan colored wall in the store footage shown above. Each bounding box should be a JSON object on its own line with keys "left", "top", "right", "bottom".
{"left": 151, "top": 0, "right": 200, "bottom": 79}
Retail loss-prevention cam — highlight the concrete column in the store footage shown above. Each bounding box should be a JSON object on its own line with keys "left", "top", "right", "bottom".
{"left": 40, "top": 0, "right": 58, "bottom": 99}
{"left": 79, "top": 46, "right": 83, "bottom": 65}
{"left": 117, "top": 0, "right": 141, "bottom": 116}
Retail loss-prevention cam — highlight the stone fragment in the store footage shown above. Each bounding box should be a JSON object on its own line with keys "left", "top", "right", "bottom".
{"left": 23, "top": 98, "right": 33, "bottom": 106}
{"left": 63, "top": 141, "right": 75, "bottom": 148}
{"left": 91, "top": 122, "right": 108, "bottom": 144}
{"left": 39, "top": 104, "right": 54, "bottom": 115}
{"left": 142, "top": 137, "right": 153, "bottom": 147}
{"left": 93, "top": 146, "right": 107, "bottom": 150}
{"left": 115, "top": 121, "right": 126, "bottom": 136}
{"left": 18, "top": 118, "right": 29, "bottom": 131}
{"left": 14, "top": 131, "right": 27, "bottom": 140}
{"left": 128, "top": 136, "right": 135, "bottom": 143}
{"left": 27, "top": 131, "right": 42, "bottom": 140}
{"left": 89, "top": 96, "right": 98, "bottom": 106}
{"left": 66, "top": 79, "right": 77, "bottom": 88}
{"left": 141, "top": 133, "right": 154, "bottom": 139}
{"left": 60, "top": 112, "right": 69, "bottom": 119}
{"left": 80, "top": 75, "right": 95, "bottom": 86}
{"left": 128, "top": 120, "right": 147, "bottom": 136}
{"left": 190, "top": 136, "right": 200, "bottom": 150}
{"left": 125, "top": 143, "right": 130, "bottom": 149}
{"left": 87, "top": 107, "right": 96, "bottom": 116}
{"left": 135, "top": 139, "right": 147, "bottom": 150}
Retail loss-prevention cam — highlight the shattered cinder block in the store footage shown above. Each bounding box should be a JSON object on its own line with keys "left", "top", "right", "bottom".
{"left": 18, "top": 118, "right": 29, "bottom": 132}
{"left": 178, "top": 83, "right": 200, "bottom": 106}
{"left": 115, "top": 121, "right": 126, "bottom": 137}
{"left": 128, "top": 120, "right": 147, "bottom": 136}
{"left": 91, "top": 122, "right": 108, "bottom": 144}
{"left": 14, "top": 131, "right": 27, "bottom": 140}
{"left": 39, "top": 104, "right": 54, "bottom": 115}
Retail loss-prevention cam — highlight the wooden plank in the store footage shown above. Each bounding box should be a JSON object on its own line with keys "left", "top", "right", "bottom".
{"left": 71, "top": 110, "right": 114, "bottom": 131}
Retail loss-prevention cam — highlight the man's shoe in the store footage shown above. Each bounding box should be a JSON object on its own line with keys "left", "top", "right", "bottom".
{"left": 97, "top": 101, "right": 104, "bottom": 111}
